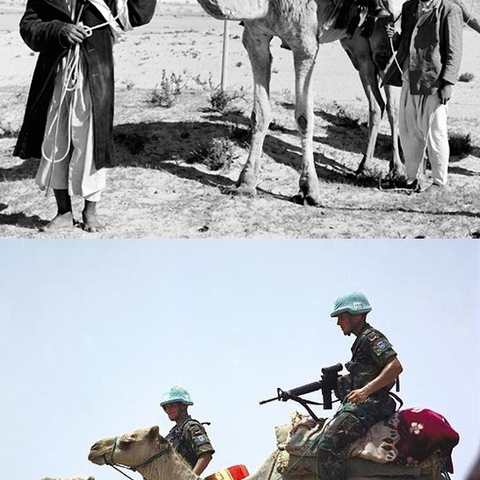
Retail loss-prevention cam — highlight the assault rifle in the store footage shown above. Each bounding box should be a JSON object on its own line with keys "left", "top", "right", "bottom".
{"left": 259, "top": 363, "right": 343, "bottom": 421}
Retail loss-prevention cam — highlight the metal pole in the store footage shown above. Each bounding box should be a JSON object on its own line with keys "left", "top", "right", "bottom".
{"left": 221, "top": 20, "right": 230, "bottom": 91}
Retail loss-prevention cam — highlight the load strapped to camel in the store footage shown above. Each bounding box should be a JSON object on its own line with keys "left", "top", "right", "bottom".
{"left": 206, "top": 465, "right": 250, "bottom": 480}
{"left": 274, "top": 409, "right": 459, "bottom": 480}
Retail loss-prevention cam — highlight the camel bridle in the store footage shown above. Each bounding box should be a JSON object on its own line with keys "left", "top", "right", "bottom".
{"left": 103, "top": 435, "right": 170, "bottom": 480}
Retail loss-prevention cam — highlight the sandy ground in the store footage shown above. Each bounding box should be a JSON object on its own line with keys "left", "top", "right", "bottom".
{"left": 1, "top": 1, "right": 480, "bottom": 238}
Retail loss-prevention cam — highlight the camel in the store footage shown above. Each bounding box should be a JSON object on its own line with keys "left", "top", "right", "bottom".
{"left": 195, "top": 0, "right": 406, "bottom": 205}
{"left": 88, "top": 425, "right": 435, "bottom": 480}
{"left": 195, "top": 0, "right": 480, "bottom": 205}
{"left": 454, "top": 0, "right": 480, "bottom": 32}
{"left": 39, "top": 477, "right": 95, "bottom": 480}
{"left": 339, "top": 13, "right": 401, "bottom": 177}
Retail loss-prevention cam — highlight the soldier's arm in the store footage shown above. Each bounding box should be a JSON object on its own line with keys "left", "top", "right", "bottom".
{"left": 192, "top": 452, "right": 213, "bottom": 476}
{"left": 185, "top": 421, "right": 215, "bottom": 474}
{"left": 360, "top": 356, "right": 403, "bottom": 397}
{"left": 346, "top": 356, "right": 403, "bottom": 404}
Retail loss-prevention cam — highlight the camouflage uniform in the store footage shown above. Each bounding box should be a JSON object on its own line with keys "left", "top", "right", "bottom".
{"left": 317, "top": 322, "right": 398, "bottom": 480}
{"left": 165, "top": 416, "right": 215, "bottom": 468}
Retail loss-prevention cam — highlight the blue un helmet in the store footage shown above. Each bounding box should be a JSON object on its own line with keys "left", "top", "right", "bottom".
{"left": 160, "top": 386, "right": 194, "bottom": 407}
{"left": 330, "top": 291, "right": 372, "bottom": 317}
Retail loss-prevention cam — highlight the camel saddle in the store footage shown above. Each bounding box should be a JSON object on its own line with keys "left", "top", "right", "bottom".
{"left": 275, "top": 408, "right": 459, "bottom": 478}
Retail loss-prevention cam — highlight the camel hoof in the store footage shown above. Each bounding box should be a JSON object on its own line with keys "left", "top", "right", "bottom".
{"left": 356, "top": 160, "right": 368, "bottom": 176}
{"left": 222, "top": 184, "right": 257, "bottom": 197}
{"left": 291, "top": 192, "right": 321, "bottom": 206}
{"left": 390, "top": 166, "right": 407, "bottom": 180}
{"left": 356, "top": 164, "right": 375, "bottom": 177}
{"left": 292, "top": 194, "right": 306, "bottom": 205}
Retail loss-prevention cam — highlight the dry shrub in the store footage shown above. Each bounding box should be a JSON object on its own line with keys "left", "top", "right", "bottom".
{"left": 0, "top": 112, "right": 20, "bottom": 138}
{"left": 449, "top": 132, "right": 472, "bottom": 157}
{"left": 229, "top": 124, "right": 251, "bottom": 146}
{"left": 330, "top": 102, "right": 361, "bottom": 129}
{"left": 209, "top": 87, "right": 245, "bottom": 113}
{"left": 188, "top": 138, "right": 235, "bottom": 171}
{"left": 458, "top": 72, "right": 474, "bottom": 83}
{"left": 147, "top": 70, "right": 188, "bottom": 108}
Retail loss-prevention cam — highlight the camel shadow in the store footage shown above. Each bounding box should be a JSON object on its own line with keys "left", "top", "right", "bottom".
{"left": 4, "top": 116, "right": 475, "bottom": 207}
{"left": 209, "top": 115, "right": 361, "bottom": 178}
{"left": 113, "top": 117, "right": 375, "bottom": 196}
{"left": 449, "top": 165, "right": 480, "bottom": 176}
{"left": 448, "top": 144, "right": 480, "bottom": 177}
{"left": 0, "top": 211, "right": 47, "bottom": 230}
{"left": 211, "top": 109, "right": 391, "bottom": 166}
{"left": 315, "top": 110, "right": 392, "bottom": 161}
{"left": 0, "top": 157, "right": 38, "bottom": 183}
{"left": 114, "top": 117, "right": 379, "bottom": 191}
{"left": 112, "top": 120, "right": 239, "bottom": 189}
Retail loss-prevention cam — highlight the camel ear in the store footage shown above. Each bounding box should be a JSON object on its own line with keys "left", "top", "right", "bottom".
{"left": 149, "top": 425, "right": 160, "bottom": 439}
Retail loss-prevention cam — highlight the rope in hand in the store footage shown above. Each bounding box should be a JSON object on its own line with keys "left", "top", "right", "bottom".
{"left": 42, "top": 1, "right": 125, "bottom": 194}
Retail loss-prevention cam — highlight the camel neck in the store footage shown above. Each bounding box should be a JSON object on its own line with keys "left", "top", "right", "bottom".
{"left": 137, "top": 447, "right": 201, "bottom": 480}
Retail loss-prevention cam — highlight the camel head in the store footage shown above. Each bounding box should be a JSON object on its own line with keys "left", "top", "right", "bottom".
{"left": 88, "top": 426, "right": 167, "bottom": 469}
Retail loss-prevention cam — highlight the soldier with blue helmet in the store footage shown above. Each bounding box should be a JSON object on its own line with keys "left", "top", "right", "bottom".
{"left": 161, "top": 386, "right": 215, "bottom": 475}
{"left": 317, "top": 292, "right": 403, "bottom": 480}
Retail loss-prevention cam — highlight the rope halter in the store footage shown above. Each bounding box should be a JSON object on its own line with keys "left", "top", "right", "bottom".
{"left": 104, "top": 435, "right": 170, "bottom": 480}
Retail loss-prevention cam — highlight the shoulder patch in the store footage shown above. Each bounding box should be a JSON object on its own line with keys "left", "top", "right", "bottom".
{"left": 367, "top": 332, "right": 379, "bottom": 342}
{"left": 193, "top": 434, "right": 208, "bottom": 446}
{"left": 372, "top": 338, "right": 391, "bottom": 356}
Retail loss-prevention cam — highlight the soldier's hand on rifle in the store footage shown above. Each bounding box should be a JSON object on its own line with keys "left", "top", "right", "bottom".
{"left": 346, "top": 386, "right": 371, "bottom": 405}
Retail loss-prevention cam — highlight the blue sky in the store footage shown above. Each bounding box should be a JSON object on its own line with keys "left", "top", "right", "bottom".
{"left": 1, "top": 240, "right": 479, "bottom": 480}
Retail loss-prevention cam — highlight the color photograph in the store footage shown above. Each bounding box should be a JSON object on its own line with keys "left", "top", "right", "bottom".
{"left": 1, "top": 240, "right": 479, "bottom": 480}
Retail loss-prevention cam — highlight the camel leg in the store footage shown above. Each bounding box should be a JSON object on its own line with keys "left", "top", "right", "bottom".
{"left": 291, "top": 50, "right": 321, "bottom": 206}
{"left": 383, "top": 83, "right": 405, "bottom": 177}
{"left": 341, "top": 36, "right": 384, "bottom": 176}
{"left": 227, "top": 24, "right": 273, "bottom": 197}
{"left": 368, "top": 14, "right": 406, "bottom": 179}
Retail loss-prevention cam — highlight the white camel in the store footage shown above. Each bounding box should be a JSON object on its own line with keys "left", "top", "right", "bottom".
{"left": 195, "top": 0, "right": 480, "bottom": 204}
{"left": 39, "top": 477, "right": 95, "bottom": 480}
{"left": 196, "top": 0, "right": 378, "bottom": 205}
{"left": 88, "top": 425, "right": 435, "bottom": 480}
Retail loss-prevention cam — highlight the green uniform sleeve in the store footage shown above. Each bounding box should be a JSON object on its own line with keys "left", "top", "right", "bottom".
{"left": 184, "top": 422, "right": 215, "bottom": 458}
{"left": 365, "top": 330, "right": 397, "bottom": 367}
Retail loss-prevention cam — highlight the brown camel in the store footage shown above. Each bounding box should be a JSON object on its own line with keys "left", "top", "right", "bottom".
{"left": 88, "top": 425, "right": 436, "bottom": 480}
{"left": 196, "top": 0, "right": 480, "bottom": 205}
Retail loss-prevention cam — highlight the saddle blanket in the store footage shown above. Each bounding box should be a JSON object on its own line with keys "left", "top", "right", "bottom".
{"left": 276, "top": 408, "right": 459, "bottom": 474}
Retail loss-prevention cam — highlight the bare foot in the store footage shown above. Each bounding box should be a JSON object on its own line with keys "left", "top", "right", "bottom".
{"left": 39, "top": 212, "right": 75, "bottom": 232}
{"left": 82, "top": 210, "right": 104, "bottom": 233}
